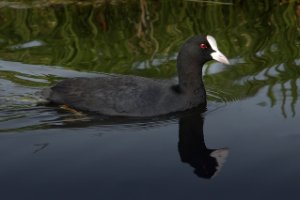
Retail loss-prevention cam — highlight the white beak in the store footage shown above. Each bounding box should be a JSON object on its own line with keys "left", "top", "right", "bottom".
{"left": 207, "top": 35, "right": 230, "bottom": 65}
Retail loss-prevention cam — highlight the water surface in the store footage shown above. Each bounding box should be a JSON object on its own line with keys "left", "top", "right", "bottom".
{"left": 0, "top": 1, "right": 300, "bottom": 199}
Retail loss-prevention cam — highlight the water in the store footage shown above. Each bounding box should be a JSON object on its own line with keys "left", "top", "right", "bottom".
{"left": 0, "top": 1, "right": 300, "bottom": 199}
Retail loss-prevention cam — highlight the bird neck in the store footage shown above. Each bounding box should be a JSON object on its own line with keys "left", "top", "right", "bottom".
{"left": 177, "top": 62, "right": 206, "bottom": 94}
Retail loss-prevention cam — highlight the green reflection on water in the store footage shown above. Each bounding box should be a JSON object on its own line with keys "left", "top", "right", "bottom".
{"left": 0, "top": 0, "right": 299, "bottom": 117}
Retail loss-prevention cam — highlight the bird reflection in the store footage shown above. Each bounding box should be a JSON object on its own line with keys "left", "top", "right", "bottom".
{"left": 178, "top": 112, "right": 229, "bottom": 179}
{"left": 45, "top": 107, "right": 230, "bottom": 179}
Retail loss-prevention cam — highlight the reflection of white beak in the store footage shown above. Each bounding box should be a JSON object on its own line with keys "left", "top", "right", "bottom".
{"left": 207, "top": 35, "right": 230, "bottom": 65}
{"left": 210, "top": 147, "right": 229, "bottom": 178}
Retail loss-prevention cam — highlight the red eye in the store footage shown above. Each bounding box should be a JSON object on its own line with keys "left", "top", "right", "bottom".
{"left": 199, "top": 43, "right": 207, "bottom": 49}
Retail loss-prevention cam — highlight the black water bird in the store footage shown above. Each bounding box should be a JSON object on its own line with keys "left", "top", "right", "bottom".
{"left": 44, "top": 35, "right": 229, "bottom": 117}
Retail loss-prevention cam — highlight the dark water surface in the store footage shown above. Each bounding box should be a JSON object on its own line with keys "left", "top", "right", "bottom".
{"left": 0, "top": 1, "right": 300, "bottom": 199}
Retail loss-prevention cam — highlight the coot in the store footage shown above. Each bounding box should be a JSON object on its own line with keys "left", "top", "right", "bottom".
{"left": 45, "top": 35, "right": 229, "bottom": 117}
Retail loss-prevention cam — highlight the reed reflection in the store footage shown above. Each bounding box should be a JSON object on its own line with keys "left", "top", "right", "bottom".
{"left": 296, "top": 3, "right": 300, "bottom": 27}
{"left": 0, "top": 1, "right": 299, "bottom": 119}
